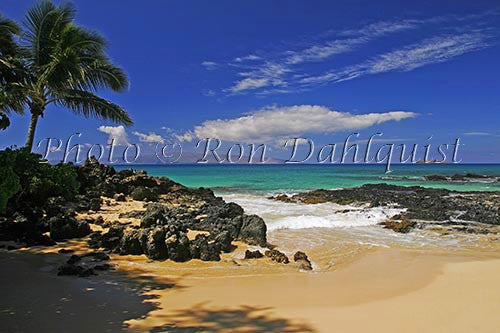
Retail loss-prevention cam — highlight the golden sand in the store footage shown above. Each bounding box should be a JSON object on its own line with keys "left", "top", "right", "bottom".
{"left": 121, "top": 248, "right": 500, "bottom": 332}
{"left": 2, "top": 197, "right": 500, "bottom": 332}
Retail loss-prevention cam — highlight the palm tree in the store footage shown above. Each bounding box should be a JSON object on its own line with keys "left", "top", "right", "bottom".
{"left": 0, "top": 13, "right": 24, "bottom": 129}
{"left": 16, "top": 1, "right": 132, "bottom": 150}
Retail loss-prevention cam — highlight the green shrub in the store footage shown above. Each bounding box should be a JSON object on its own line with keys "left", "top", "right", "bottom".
{"left": 0, "top": 148, "right": 80, "bottom": 214}
{"left": 0, "top": 149, "right": 20, "bottom": 213}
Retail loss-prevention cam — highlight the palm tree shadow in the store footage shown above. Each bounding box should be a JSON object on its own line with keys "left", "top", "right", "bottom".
{"left": 0, "top": 249, "right": 183, "bottom": 332}
{"left": 149, "top": 303, "right": 316, "bottom": 332}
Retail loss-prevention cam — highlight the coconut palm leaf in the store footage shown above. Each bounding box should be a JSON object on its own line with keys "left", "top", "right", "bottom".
{"left": 51, "top": 89, "right": 132, "bottom": 125}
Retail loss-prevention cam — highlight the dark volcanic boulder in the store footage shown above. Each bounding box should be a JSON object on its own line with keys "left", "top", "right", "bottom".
{"left": 0, "top": 215, "right": 55, "bottom": 246}
{"left": 89, "top": 197, "right": 102, "bottom": 211}
{"left": 49, "top": 215, "right": 91, "bottom": 241}
{"left": 244, "top": 249, "right": 264, "bottom": 259}
{"left": 113, "top": 193, "right": 126, "bottom": 202}
{"left": 121, "top": 173, "right": 158, "bottom": 189}
{"left": 238, "top": 215, "right": 267, "bottom": 246}
{"left": 82, "top": 251, "right": 110, "bottom": 261}
{"left": 293, "top": 251, "right": 312, "bottom": 271}
{"left": 144, "top": 227, "right": 168, "bottom": 259}
{"left": 89, "top": 225, "right": 124, "bottom": 250}
{"left": 77, "top": 157, "right": 116, "bottom": 193}
{"left": 424, "top": 175, "right": 448, "bottom": 181}
{"left": 44, "top": 196, "right": 68, "bottom": 218}
{"left": 57, "top": 263, "right": 95, "bottom": 277}
{"left": 214, "top": 231, "right": 233, "bottom": 252}
{"left": 119, "top": 228, "right": 146, "bottom": 255}
{"left": 156, "top": 177, "right": 179, "bottom": 194}
{"left": 67, "top": 254, "right": 81, "bottom": 264}
{"left": 265, "top": 249, "right": 289, "bottom": 264}
{"left": 165, "top": 232, "right": 191, "bottom": 262}
{"left": 379, "top": 219, "right": 417, "bottom": 233}
{"left": 189, "top": 234, "right": 220, "bottom": 261}
{"left": 140, "top": 203, "right": 171, "bottom": 227}
{"left": 130, "top": 186, "right": 159, "bottom": 202}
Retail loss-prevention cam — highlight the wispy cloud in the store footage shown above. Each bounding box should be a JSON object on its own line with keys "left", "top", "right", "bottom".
{"left": 206, "top": 13, "right": 497, "bottom": 95}
{"left": 228, "top": 63, "right": 289, "bottom": 93}
{"left": 463, "top": 132, "right": 498, "bottom": 136}
{"left": 285, "top": 19, "right": 421, "bottom": 65}
{"left": 234, "top": 54, "right": 261, "bottom": 62}
{"left": 300, "top": 32, "right": 490, "bottom": 85}
{"left": 201, "top": 61, "right": 218, "bottom": 70}
{"left": 177, "top": 105, "right": 417, "bottom": 144}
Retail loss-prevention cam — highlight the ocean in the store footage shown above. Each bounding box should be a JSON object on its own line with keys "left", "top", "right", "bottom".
{"left": 122, "top": 164, "right": 500, "bottom": 193}
{"left": 116, "top": 164, "right": 500, "bottom": 266}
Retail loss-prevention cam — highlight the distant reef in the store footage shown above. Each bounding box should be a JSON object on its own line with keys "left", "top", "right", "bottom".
{"left": 272, "top": 183, "right": 500, "bottom": 233}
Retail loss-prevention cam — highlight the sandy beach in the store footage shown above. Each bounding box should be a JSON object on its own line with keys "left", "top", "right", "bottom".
{"left": 2, "top": 238, "right": 500, "bottom": 332}
{"left": 3, "top": 182, "right": 500, "bottom": 332}
{"left": 2, "top": 1, "right": 500, "bottom": 331}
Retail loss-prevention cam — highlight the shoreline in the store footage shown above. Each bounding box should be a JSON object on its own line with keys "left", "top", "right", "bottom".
{"left": 3, "top": 245, "right": 500, "bottom": 332}
{"left": 1, "top": 159, "right": 500, "bottom": 332}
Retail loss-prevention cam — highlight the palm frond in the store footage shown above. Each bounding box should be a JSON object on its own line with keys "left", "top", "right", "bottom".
{"left": 51, "top": 89, "right": 132, "bottom": 125}
{"left": 22, "top": 0, "right": 75, "bottom": 67}
{"left": 0, "top": 13, "right": 21, "bottom": 56}
{"left": 43, "top": 25, "right": 128, "bottom": 92}
{"left": 0, "top": 13, "right": 27, "bottom": 114}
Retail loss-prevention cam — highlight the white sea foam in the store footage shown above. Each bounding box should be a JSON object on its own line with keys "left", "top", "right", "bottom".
{"left": 221, "top": 193, "right": 404, "bottom": 231}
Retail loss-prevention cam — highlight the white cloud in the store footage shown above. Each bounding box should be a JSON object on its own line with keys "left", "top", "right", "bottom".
{"left": 234, "top": 54, "right": 261, "bottom": 62}
{"left": 201, "top": 61, "right": 218, "bottom": 70}
{"left": 231, "top": 78, "right": 269, "bottom": 92}
{"left": 338, "top": 19, "right": 420, "bottom": 38}
{"left": 97, "top": 125, "right": 130, "bottom": 146}
{"left": 177, "top": 105, "right": 417, "bottom": 144}
{"left": 300, "top": 32, "right": 490, "bottom": 85}
{"left": 173, "top": 132, "right": 194, "bottom": 142}
{"left": 132, "top": 131, "right": 165, "bottom": 143}
{"left": 229, "top": 63, "right": 288, "bottom": 93}
{"left": 225, "top": 18, "right": 437, "bottom": 93}
{"left": 285, "top": 20, "right": 420, "bottom": 65}
{"left": 213, "top": 14, "right": 496, "bottom": 95}
{"left": 463, "top": 132, "right": 492, "bottom": 136}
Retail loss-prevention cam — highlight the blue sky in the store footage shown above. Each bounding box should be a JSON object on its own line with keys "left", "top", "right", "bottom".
{"left": 1, "top": 0, "right": 499, "bottom": 163}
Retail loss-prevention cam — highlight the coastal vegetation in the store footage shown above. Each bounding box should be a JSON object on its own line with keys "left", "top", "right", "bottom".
{"left": 0, "top": 13, "right": 24, "bottom": 130}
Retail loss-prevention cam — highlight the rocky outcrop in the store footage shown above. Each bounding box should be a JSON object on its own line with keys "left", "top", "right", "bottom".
{"left": 140, "top": 204, "right": 171, "bottom": 228}
{"left": 238, "top": 215, "right": 267, "bottom": 246}
{"left": 272, "top": 184, "right": 500, "bottom": 226}
{"left": 379, "top": 219, "right": 417, "bottom": 233}
{"left": 1, "top": 157, "right": 318, "bottom": 267}
{"left": 293, "top": 251, "right": 312, "bottom": 270}
{"left": 49, "top": 214, "right": 91, "bottom": 241}
{"left": 265, "top": 249, "right": 289, "bottom": 264}
{"left": 245, "top": 249, "right": 264, "bottom": 259}
{"left": 0, "top": 214, "right": 55, "bottom": 246}
{"left": 189, "top": 234, "right": 220, "bottom": 261}
{"left": 113, "top": 193, "right": 126, "bottom": 202}
{"left": 58, "top": 263, "right": 96, "bottom": 277}
{"left": 130, "top": 186, "right": 159, "bottom": 202}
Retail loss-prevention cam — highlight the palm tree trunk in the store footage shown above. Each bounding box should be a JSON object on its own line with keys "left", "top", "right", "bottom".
{"left": 25, "top": 112, "right": 39, "bottom": 151}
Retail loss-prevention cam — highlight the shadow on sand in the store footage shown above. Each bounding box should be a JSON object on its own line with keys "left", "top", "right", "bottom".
{"left": 148, "top": 303, "right": 316, "bottom": 333}
{"left": 1, "top": 248, "right": 316, "bottom": 332}
{"left": 0, "top": 249, "right": 178, "bottom": 332}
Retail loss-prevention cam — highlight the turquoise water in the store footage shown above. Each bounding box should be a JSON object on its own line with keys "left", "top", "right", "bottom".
{"left": 116, "top": 164, "right": 500, "bottom": 254}
{"left": 117, "top": 164, "right": 500, "bottom": 193}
